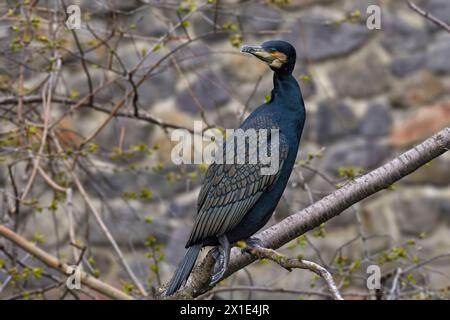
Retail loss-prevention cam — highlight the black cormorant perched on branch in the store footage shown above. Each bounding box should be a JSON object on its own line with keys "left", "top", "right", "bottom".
{"left": 165, "top": 40, "right": 306, "bottom": 296}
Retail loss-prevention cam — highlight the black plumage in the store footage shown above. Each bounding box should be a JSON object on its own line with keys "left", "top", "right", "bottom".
{"left": 165, "top": 40, "right": 306, "bottom": 296}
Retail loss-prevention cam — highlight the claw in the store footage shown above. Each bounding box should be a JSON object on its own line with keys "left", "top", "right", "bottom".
{"left": 241, "top": 237, "right": 264, "bottom": 254}
{"left": 210, "top": 235, "right": 230, "bottom": 286}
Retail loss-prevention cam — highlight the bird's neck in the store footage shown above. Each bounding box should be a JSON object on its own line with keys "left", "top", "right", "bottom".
{"left": 271, "top": 72, "right": 304, "bottom": 113}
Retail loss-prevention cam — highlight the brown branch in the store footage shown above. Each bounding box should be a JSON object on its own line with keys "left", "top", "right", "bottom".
{"left": 61, "top": 0, "right": 94, "bottom": 107}
{"left": 0, "top": 95, "right": 193, "bottom": 133}
{"left": 0, "top": 224, "right": 132, "bottom": 300}
{"left": 408, "top": 1, "right": 450, "bottom": 33}
{"left": 165, "top": 127, "right": 450, "bottom": 298}
{"left": 244, "top": 246, "right": 343, "bottom": 300}
{"left": 20, "top": 79, "right": 53, "bottom": 201}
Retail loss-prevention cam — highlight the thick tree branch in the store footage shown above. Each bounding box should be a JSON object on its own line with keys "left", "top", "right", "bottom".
{"left": 167, "top": 127, "right": 450, "bottom": 298}
{"left": 0, "top": 225, "right": 133, "bottom": 300}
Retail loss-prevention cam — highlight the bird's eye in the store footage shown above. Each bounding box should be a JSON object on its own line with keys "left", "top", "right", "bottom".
{"left": 268, "top": 48, "right": 277, "bottom": 53}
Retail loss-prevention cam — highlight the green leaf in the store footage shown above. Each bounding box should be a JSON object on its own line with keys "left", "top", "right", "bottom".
{"left": 144, "top": 216, "right": 153, "bottom": 224}
{"left": 229, "top": 34, "right": 242, "bottom": 48}
{"left": 48, "top": 199, "right": 58, "bottom": 211}
{"left": 299, "top": 74, "right": 311, "bottom": 81}
{"left": 32, "top": 267, "right": 43, "bottom": 279}
{"left": 69, "top": 89, "right": 80, "bottom": 99}
{"left": 152, "top": 44, "right": 161, "bottom": 52}
{"left": 139, "top": 188, "right": 153, "bottom": 201}
{"left": 33, "top": 233, "right": 46, "bottom": 245}
{"left": 87, "top": 143, "right": 98, "bottom": 153}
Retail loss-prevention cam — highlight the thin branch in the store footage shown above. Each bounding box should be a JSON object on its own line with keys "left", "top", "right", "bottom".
{"left": 246, "top": 246, "right": 343, "bottom": 300}
{"left": 388, "top": 268, "right": 402, "bottom": 300}
{"left": 408, "top": 1, "right": 450, "bottom": 32}
{"left": 20, "top": 80, "right": 53, "bottom": 201}
{"left": 0, "top": 95, "right": 193, "bottom": 132}
{"left": 65, "top": 188, "right": 78, "bottom": 263}
{"left": 0, "top": 225, "right": 132, "bottom": 300}
{"left": 61, "top": 0, "right": 94, "bottom": 106}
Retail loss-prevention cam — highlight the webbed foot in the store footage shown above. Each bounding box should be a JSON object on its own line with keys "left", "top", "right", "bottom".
{"left": 210, "top": 235, "right": 230, "bottom": 286}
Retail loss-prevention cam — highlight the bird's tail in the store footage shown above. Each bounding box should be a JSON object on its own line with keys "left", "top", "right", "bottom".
{"left": 165, "top": 243, "right": 202, "bottom": 296}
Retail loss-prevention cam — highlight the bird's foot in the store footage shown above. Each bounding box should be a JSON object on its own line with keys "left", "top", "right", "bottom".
{"left": 210, "top": 252, "right": 226, "bottom": 286}
{"left": 240, "top": 237, "right": 264, "bottom": 255}
{"left": 210, "top": 235, "right": 231, "bottom": 287}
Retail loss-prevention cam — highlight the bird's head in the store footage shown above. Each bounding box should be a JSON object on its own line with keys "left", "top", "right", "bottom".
{"left": 241, "top": 40, "right": 296, "bottom": 74}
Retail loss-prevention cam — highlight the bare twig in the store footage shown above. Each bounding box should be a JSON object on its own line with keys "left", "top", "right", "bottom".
{"left": 0, "top": 95, "right": 194, "bottom": 132}
{"left": 0, "top": 225, "right": 132, "bottom": 300}
{"left": 246, "top": 246, "right": 343, "bottom": 300}
{"left": 65, "top": 188, "right": 78, "bottom": 263}
{"left": 388, "top": 268, "right": 402, "bottom": 300}
{"left": 407, "top": 1, "right": 450, "bottom": 32}
{"left": 20, "top": 80, "right": 53, "bottom": 201}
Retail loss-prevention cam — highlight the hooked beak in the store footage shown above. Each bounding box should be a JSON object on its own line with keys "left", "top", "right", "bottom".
{"left": 240, "top": 45, "right": 286, "bottom": 69}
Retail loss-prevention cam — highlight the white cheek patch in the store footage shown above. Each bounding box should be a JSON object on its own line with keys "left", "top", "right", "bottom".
{"left": 270, "top": 59, "right": 283, "bottom": 68}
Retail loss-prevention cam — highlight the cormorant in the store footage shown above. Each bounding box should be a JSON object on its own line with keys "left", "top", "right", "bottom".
{"left": 165, "top": 40, "right": 306, "bottom": 296}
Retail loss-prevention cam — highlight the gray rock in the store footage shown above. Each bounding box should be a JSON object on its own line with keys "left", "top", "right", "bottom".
{"left": 324, "top": 207, "right": 356, "bottom": 229}
{"left": 176, "top": 71, "right": 231, "bottom": 114}
{"left": 80, "top": 0, "right": 142, "bottom": 16}
{"left": 441, "top": 200, "right": 450, "bottom": 222}
{"left": 324, "top": 140, "right": 390, "bottom": 176}
{"left": 191, "top": 9, "right": 235, "bottom": 43}
{"left": 85, "top": 168, "right": 202, "bottom": 201}
{"left": 390, "top": 52, "right": 426, "bottom": 77}
{"left": 165, "top": 224, "right": 192, "bottom": 264}
{"left": 426, "top": 36, "right": 450, "bottom": 74}
{"left": 298, "top": 110, "right": 315, "bottom": 143}
{"left": 285, "top": 16, "right": 371, "bottom": 61}
{"left": 344, "top": 0, "right": 382, "bottom": 12}
{"left": 241, "top": 3, "right": 282, "bottom": 35}
{"left": 381, "top": 13, "right": 429, "bottom": 54}
{"left": 330, "top": 53, "right": 390, "bottom": 98}
{"left": 316, "top": 99, "right": 357, "bottom": 145}
{"left": 123, "top": 255, "right": 151, "bottom": 286}
{"left": 394, "top": 197, "right": 443, "bottom": 235}
{"left": 87, "top": 209, "right": 174, "bottom": 247}
{"left": 174, "top": 42, "right": 212, "bottom": 72}
{"left": 404, "top": 151, "right": 450, "bottom": 186}
{"left": 389, "top": 71, "right": 445, "bottom": 109}
{"left": 358, "top": 103, "right": 392, "bottom": 139}
{"left": 122, "top": 48, "right": 176, "bottom": 106}
{"left": 293, "top": 66, "right": 316, "bottom": 99}
{"left": 93, "top": 116, "right": 153, "bottom": 159}
{"left": 124, "top": 7, "right": 170, "bottom": 37}
{"left": 278, "top": 0, "right": 336, "bottom": 10}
